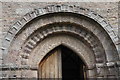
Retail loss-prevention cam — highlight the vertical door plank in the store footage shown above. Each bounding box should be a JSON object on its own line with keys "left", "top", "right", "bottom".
{"left": 49, "top": 53, "right": 54, "bottom": 78}
{"left": 54, "top": 50, "right": 58, "bottom": 78}
{"left": 58, "top": 49, "right": 62, "bottom": 78}
{"left": 41, "top": 59, "right": 46, "bottom": 78}
{"left": 45, "top": 55, "right": 50, "bottom": 78}
{"left": 83, "top": 65, "right": 87, "bottom": 80}
{"left": 39, "top": 48, "right": 62, "bottom": 79}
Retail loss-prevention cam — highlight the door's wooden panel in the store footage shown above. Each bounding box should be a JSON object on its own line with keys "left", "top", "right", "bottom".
{"left": 39, "top": 49, "right": 62, "bottom": 79}
{"left": 83, "top": 65, "right": 87, "bottom": 80}
{"left": 58, "top": 49, "right": 62, "bottom": 78}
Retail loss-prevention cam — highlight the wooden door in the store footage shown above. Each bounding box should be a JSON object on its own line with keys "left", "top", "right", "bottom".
{"left": 38, "top": 46, "right": 87, "bottom": 80}
{"left": 39, "top": 48, "right": 62, "bottom": 79}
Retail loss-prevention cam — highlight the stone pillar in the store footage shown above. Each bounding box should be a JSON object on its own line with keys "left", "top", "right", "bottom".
{"left": 21, "top": 70, "right": 38, "bottom": 79}
{"left": 86, "top": 67, "right": 97, "bottom": 78}
{"left": 117, "top": 61, "right": 120, "bottom": 78}
{"left": 20, "top": 65, "right": 38, "bottom": 79}
{"left": 0, "top": 1, "right": 3, "bottom": 79}
{"left": 106, "top": 61, "right": 119, "bottom": 78}
{"left": 0, "top": 50, "right": 2, "bottom": 79}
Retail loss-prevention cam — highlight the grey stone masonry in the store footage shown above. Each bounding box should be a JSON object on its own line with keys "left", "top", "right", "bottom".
{"left": 1, "top": 2, "right": 120, "bottom": 79}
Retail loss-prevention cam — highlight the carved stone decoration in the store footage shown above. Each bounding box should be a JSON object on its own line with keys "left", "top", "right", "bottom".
{"left": 29, "top": 34, "right": 98, "bottom": 78}
{"left": 22, "top": 24, "right": 106, "bottom": 66}
{"left": 2, "top": 4, "right": 118, "bottom": 55}
{"left": 1, "top": 4, "right": 120, "bottom": 78}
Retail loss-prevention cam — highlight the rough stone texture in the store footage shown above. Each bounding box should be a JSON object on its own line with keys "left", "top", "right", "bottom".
{"left": 1, "top": 2, "right": 120, "bottom": 79}
{"left": 31, "top": 35, "right": 97, "bottom": 78}
{"left": 2, "top": 2, "right": 119, "bottom": 36}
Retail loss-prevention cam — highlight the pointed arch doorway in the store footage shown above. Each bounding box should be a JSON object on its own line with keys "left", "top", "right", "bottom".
{"left": 38, "top": 45, "right": 87, "bottom": 80}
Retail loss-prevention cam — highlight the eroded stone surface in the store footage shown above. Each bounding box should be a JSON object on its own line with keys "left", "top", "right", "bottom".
{"left": 1, "top": 2, "right": 120, "bottom": 78}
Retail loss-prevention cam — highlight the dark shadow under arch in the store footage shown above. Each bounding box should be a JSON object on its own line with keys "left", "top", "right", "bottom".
{"left": 60, "top": 45, "right": 86, "bottom": 80}
{"left": 39, "top": 45, "right": 87, "bottom": 79}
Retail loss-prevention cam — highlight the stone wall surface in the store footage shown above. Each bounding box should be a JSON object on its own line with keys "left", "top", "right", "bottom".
{"left": 1, "top": 2, "right": 119, "bottom": 51}
{"left": 0, "top": 1, "right": 120, "bottom": 79}
{"left": 2, "top": 2, "right": 119, "bottom": 35}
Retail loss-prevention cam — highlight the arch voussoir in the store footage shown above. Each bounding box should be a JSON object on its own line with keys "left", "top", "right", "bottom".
{"left": 21, "top": 24, "right": 106, "bottom": 68}
{"left": 2, "top": 4, "right": 119, "bottom": 78}
{"left": 2, "top": 5, "right": 118, "bottom": 55}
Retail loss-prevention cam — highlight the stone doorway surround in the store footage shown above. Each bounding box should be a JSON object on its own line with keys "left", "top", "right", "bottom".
{"left": 1, "top": 4, "right": 120, "bottom": 79}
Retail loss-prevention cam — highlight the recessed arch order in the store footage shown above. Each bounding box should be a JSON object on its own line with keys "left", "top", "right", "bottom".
{"left": 2, "top": 4, "right": 120, "bottom": 78}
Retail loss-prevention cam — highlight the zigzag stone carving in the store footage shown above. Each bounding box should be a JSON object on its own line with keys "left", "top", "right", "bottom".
{"left": 1, "top": 4, "right": 119, "bottom": 78}
{"left": 2, "top": 4, "right": 118, "bottom": 55}
{"left": 22, "top": 24, "right": 106, "bottom": 67}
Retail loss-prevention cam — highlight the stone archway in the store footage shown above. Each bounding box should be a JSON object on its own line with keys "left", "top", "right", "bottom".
{"left": 38, "top": 45, "right": 87, "bottom": 80}
{"left": 2, "top": 4, "right": 119, "bottom": 79}
{"left": 33, "top": 34, "right": 96, "bottom": 79}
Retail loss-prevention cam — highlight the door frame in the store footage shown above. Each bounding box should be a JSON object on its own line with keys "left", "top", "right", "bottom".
{"left": 38, "top": 46, "right": 88, "bottom": 79}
